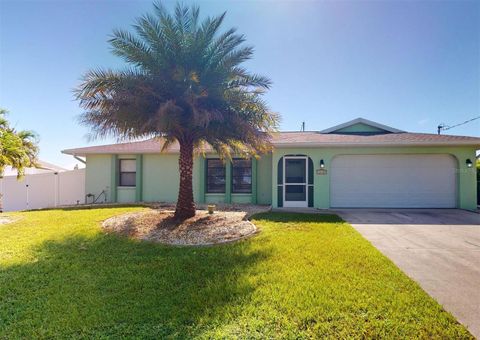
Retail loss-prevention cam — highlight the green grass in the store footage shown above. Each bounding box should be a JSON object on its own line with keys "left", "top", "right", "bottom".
{"left": 0, "top": 208, "right": 472, "bottom": 339}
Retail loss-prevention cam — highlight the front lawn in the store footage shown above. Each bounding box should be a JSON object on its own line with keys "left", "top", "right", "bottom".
{"left": 0, "top": 208, "right": 472, "bottom": 338}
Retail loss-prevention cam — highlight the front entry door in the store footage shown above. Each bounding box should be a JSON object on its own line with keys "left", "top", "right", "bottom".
{"left": 283, "top": 156, "right": 308, "bottom": 208}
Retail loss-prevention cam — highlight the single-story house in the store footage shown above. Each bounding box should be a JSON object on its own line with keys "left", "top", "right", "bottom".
{"left": 62, "top": 118, "right": 480, "bottom": 210}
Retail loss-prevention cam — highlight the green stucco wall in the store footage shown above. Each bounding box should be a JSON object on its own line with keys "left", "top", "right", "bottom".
{"left": 85, "top": 155, "right": 113, "bottom": 203}
{"left": 256, "top": 153, "right": 272, "bottom": 204}
{"left": 142, "top": 154, "right": 180, "bottom": 202}
{"left": 142, "top": 154, "right": 201, "bottom": 203}
{"left": 205, "top": 193, "right": 226, "bottom": 204}
{"left": 271, "top": 146, "right": 478, "bottom": 211}
{"left": 117, "top": 187, "right": 136, "bottom": 203}
{"left": 333, "top": 123, "right": 387, "bottom": 133}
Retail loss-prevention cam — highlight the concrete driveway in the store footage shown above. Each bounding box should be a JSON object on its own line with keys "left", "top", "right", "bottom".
{"left": 335, "top": 209, "right": 480, "bottom": 338}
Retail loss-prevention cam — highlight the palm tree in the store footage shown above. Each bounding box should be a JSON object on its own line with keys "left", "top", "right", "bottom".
{"left": 0, "top": 109, "right": 38, "bottom": 179}
{"left": 76, "top": 2, "right": 279, "bottom": 219}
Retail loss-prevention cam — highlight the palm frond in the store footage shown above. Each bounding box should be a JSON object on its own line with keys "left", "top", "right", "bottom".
{"left": 76, "top": 1, "right": 277, "bottom": 159}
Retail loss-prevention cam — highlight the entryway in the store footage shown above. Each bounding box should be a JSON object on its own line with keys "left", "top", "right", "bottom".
{"left": 283, "top": 156, "right": 308, "bottom": 207}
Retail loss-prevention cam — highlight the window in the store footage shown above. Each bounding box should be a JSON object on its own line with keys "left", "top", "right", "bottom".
{"left": 206, "top": 159, "right": 225, "bottom": 193}
{"left": 232, "top": 159, "right": 252, "bottom": 193}
{"left": 119, "top": 159, "right": 136, "bottom": 187}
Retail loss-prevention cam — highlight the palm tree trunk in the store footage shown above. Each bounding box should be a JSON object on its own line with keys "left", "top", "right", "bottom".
{"left": 174, "top": 139, "right": 196, "bottom": 220}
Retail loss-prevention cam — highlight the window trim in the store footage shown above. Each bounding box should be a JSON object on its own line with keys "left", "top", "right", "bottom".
{"left": 206, "top": 158, "right": 226, "bottom": 194}
{"left": 231, "top": 158, "right": 252, "bottom": 194}
{"left": 118, "top": 158, "right": 136, "bottom": 187}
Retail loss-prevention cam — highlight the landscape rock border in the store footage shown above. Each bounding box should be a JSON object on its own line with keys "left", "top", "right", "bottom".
{"left": 0, "top": 215, "right": 19, "bottom": 226}
{"left": 102, "top": 204, "right": 271, "bottom": 246}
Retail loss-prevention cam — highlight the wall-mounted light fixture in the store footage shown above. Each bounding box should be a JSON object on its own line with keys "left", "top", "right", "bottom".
{"left": 320, "top": 159, "right": 325, "bottom": 168}
{"left": 466, "top": 159, "right": 473, "bottom": 168}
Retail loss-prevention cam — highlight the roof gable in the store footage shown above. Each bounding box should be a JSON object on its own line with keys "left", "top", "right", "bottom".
{"left": 320, "top": 118, "right": 404, "bottom": 134}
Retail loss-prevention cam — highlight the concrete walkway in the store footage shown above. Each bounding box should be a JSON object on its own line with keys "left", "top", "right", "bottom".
{"left": 335, "top": 209, "right": 480, "bottom": 338}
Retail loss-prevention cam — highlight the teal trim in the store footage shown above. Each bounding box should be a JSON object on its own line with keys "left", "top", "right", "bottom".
{"left": 135, "top": 155, "right": 143, "bottom": 202}
{"left": 225, "top": 160, "right": 232, "bottom": 203}
{"left": 232, "top": 194, "right": 252, "bottom": 204}
{"left": 205, "top": 193, "right": 225, "bottom": 204}
{"left": 276, "top": 157, "right": 283, "bottom": 207}
{"left": 198, "top": 157, "right": 206, "bottom": 203}
{"left": 110, "top": 155, "right": 118, "bottom": 203}
{"left": 251, "top": 158, "right": 257, "bottom": 204}
{"left": 308, "top": 157, "right": 314, "bottom": 207}
{"left": 277, "top": 186, "right": 283, "bottom": 208}
{"left": 308, "top": 185, "right": 314, "bottom": 207}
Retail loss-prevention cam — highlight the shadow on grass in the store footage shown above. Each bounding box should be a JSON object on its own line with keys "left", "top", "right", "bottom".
{"left": 251, "top": 212, "right": 344, "bottom": 223}
{"left": 0, "top": 233, "right": 270, "bottom": 338}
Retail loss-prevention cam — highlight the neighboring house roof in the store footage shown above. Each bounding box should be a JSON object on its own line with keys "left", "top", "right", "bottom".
{"left": 2, "top": 160, "right": 67, "bottom": 177}
{"left": 62, "top": 118, "right": 480, "bottom": 156}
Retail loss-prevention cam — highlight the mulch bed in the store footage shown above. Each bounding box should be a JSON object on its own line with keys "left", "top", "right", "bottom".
{"left": 102, "top": 204, "right": 270, "bottom": 246}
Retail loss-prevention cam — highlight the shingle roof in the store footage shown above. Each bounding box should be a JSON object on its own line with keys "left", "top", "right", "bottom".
{"left": 272, "top": 131, "right": 480, "bottom": 146}
{"left": 62, "top": 132, "right": 480, "bottom": 156}
{"left": 63, "top": 138, "right": 179, "bottom": 156}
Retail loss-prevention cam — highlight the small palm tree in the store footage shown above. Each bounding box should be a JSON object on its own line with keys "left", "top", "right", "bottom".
{"left": 0, "top": 109, "right": 38, "bottom": 179}
{"left": 76, "top": 2, "right": 279, "bottom": 219}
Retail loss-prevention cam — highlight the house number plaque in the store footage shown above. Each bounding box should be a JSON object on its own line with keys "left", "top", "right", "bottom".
{"left": 316, "top": 169, "right": 327, "bottom": 175}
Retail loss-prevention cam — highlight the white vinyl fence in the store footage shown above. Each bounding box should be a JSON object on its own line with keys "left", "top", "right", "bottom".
{"left": 0, "top": 169, "right": 85, "bottom": 212}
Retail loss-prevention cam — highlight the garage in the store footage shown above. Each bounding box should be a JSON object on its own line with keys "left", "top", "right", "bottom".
{"left": 330, "top": 154, "right": 457, "bottom": 208}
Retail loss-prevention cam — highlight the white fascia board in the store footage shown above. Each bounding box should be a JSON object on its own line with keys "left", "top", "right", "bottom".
{"left": 273, "top": 141, "right": 480, "bottom": 148}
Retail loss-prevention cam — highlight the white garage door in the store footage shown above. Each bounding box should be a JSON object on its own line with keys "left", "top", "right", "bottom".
{"left": 330, "top": 154, "right": 457, "bottom": 208}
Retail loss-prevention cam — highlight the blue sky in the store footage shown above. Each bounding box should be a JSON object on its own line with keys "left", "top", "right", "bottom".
{"left": 1, "top": 0, "right": 479, "bottom": 168}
